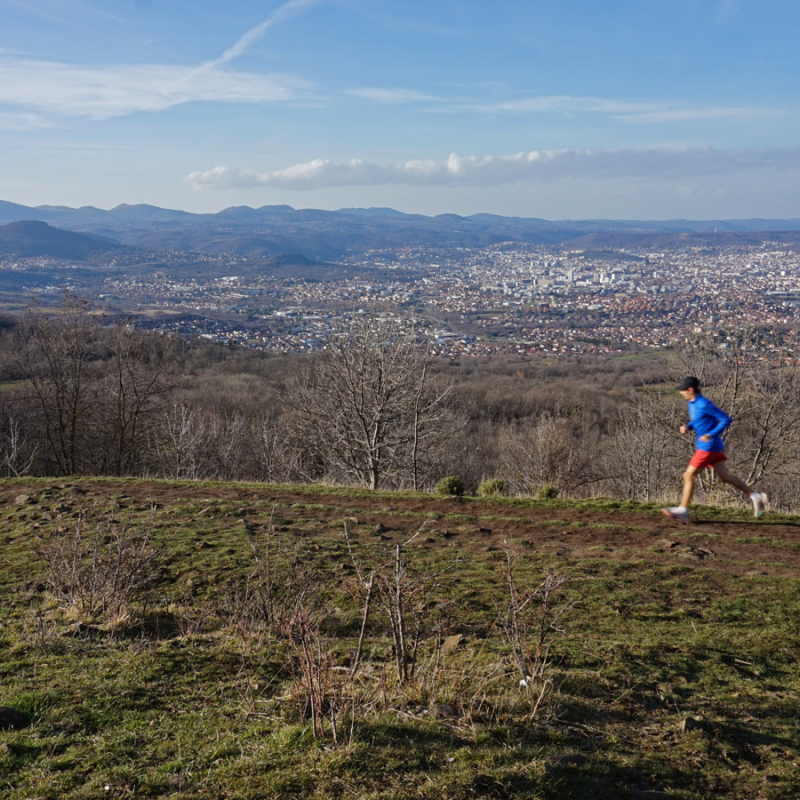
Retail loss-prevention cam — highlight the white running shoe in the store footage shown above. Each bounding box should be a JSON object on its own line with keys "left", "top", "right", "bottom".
{"left": 752, "top": 492, "right": 768, "bottom": 518}
{"left": 661, "top": 506, "right": 689, "bottom": 521}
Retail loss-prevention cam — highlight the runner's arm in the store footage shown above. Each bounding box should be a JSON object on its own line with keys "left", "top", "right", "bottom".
{"left": 704, "top": 402, "right": 732, "bottom": 438}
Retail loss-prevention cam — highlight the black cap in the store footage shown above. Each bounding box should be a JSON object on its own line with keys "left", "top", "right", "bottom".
{"left": 676, "top": 376, "right": 701, "bottom": 391}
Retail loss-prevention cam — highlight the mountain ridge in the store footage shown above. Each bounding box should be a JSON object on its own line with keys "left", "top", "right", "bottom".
{"left": 3, "top": 199, "right": 800, "bottom": 259}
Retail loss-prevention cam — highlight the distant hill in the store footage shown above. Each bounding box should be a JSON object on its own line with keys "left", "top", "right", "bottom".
{"left": 565, "top": 229, "right": 800, "bottom": 250}
{"left": 3, "top": 200, "right": 800, "bottom": 258}
{"left": 0, "top": 220, "right": 126, "bottom": 260}
{"left": 264, "top": 252, "right": 319, "bottom": 268}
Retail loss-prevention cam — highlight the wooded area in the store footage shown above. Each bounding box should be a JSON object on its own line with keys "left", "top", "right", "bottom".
{"left": 2, "top": 297, "right": 800, "bottom": 510}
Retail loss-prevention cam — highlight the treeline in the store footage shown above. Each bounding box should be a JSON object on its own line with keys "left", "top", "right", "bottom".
{"left": 2, "top": 297, "right": 800, "bottom": 510}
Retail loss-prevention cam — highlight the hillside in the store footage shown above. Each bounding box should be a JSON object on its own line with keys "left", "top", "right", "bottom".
{"left": 0, "top": 220, "right": 126, "bottom": 260}
{"left": 1, "top": 478, "right": 799, "bottom": 799}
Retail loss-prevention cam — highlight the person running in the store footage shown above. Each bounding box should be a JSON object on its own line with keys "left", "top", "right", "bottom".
{"left": 662, "top": 376, "right": 767, "bottom": 521}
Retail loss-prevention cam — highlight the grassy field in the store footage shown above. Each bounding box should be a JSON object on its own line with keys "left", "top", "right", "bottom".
{"left": 1, "top": 477, "right": 799, "bottom": 799}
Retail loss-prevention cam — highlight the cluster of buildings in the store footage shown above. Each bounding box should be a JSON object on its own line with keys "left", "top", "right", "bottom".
{"left": 7, "top": 239, "right": 800, "bottom": 360}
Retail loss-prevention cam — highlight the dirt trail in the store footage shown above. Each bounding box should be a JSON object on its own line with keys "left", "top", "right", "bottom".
{"left": 4, "top": 479, "right": 799, "bottom": 578}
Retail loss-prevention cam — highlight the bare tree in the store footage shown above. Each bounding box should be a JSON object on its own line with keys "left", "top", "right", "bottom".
{"left": 155, "top": 402, "right": 208, "bottom": 479}
{"left": 102, "top": 325, "right": 175, "bottom": 476}
{"left": 256, "top": 410, "right": 287, "bottom": 482}
{"left": 0, "top": 413, "right": 37, "bottom": 477}
{"left": 285, "top": 315, "right": 454, "bottom": 490}
{"left": 13, "top": 294, "right": 101, "bottom": 475}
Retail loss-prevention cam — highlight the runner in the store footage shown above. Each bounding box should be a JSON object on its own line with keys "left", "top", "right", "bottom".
{"left": 661, "top": 376, "right": 767, "bottom": 521}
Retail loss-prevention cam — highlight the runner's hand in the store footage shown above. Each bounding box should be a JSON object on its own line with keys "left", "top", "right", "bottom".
{"left": 699, "top": 434, "right": 711, "bottom": 442}
{"left": 679, "top": 424, "right": 689, "bottom": 434}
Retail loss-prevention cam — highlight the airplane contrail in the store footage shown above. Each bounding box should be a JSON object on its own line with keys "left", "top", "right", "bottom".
{"left": 196, "top": 0, "right": 322, "bottom": 74}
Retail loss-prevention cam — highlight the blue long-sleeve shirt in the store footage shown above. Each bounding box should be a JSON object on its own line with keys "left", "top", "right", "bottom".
{"left": 687, "top": 394, "right": 731, "bottom": 452}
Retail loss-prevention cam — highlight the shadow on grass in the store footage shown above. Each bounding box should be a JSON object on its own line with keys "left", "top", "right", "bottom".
{"left": 119, "top": 613, "right": 182, "bottom": 640}
{"left": 705, "top": 718, "right": 796, "bottom": 754}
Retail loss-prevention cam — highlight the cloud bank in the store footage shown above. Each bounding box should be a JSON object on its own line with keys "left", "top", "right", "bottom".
{"left": 186, "top": 146, "right": 800, "bottom": 190}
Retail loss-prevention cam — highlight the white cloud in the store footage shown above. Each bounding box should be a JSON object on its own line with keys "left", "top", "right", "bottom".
{"left": 0, "top": 57, "right": 309, "bottom": 119}
{"left": 0, "top": 110, "right": 53, "bottom": 130}
{"left": 619, "top": 107, "right": 779, "bottom": 124}
{"left": 477, "top": 95, "right": 658, "bottom": 114}
{"left": 460, "top": 94, "right": 779, "bottom": 124}
{"left": 346, "top": 87, "right": 443, "bottom": 104}
{"left": 186, "top": 147, "right": 800, "bottom": 191}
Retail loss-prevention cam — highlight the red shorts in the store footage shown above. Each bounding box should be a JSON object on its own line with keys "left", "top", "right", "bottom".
{"left": 689, "top": 450, "right": 727, "bottom": 469}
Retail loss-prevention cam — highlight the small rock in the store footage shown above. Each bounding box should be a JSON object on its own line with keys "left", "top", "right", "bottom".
{"left": 680, "top": 717, "right": 703, "bottom": 733}
{"left": 431, "top": 702, "right": 460, "bottom": 720}
{"left": 0, "top": 706, "right": 26, "bottom": 730}
{"left": 14, "top": 494, "right": 30, "bottom": 505}
{"left": 678, "top": 546, "right": 713, "bottom": 560}
{"left": 441, "top": 634, "right": 463, "bottom": 656}
{"left": 374, "top": 523, "right": 388, "bottom": 534}
{"left": 657, "top": 539, "right": 680, "bottom": 550}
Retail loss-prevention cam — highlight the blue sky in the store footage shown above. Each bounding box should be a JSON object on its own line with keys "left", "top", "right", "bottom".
{"left": 2, "top": 0, "right": 800, "bottom": 218}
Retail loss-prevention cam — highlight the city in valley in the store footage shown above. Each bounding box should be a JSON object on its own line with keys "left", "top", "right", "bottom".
{"left": 4, "top": 239, "right": 800, "bottom": 360}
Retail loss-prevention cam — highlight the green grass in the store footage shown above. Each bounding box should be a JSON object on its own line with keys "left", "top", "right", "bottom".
{"left": 1, "top": 478, "right": 799, "bottom": 799}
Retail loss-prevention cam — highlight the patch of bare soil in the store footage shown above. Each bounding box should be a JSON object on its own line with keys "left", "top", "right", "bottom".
{"left": 3, "top": 480, "right": 799, "bottom": 578}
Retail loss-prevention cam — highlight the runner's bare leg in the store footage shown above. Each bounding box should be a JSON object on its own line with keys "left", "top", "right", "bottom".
{"left": 712, "top": 461, "right": 753, "bottom": 496}
{"left": 681, "top": 464, "right": 698, "bottom": 509}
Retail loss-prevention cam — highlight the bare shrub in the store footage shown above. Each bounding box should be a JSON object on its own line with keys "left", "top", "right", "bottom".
{"left": 41, "top": 509, "right": 163, "bottom": 625}
{"left": 345, "top": 522, "right": 459, "bottom": 687}
{"left": 607, "top": 389, "right": 687, "bottom": 502}
{"left": 215, "top": 510, "right": 301, "bottom": 641}
{"left": 215, "top": 522, "right": 358, "bottom": 742}
{"left": 499, "top": 539, "right": 574, "bottom": 717}
{"left": 275, "top": 580, "right": 339, "bottom": 740}
{"left": 499, "top": 413, "right": 606, "bottom": 497}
